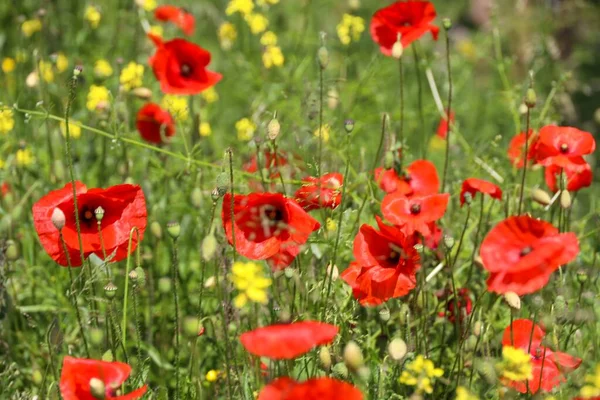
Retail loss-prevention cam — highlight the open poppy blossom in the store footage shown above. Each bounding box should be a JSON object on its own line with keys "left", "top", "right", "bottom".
{"left": 148, "top": 34, "right": 222, "bottom": 95}
{"left": 136, "top": 103, "right": 175, "bottom": 144}
{"left": 544, "top": 156, "right": 592, "bottom": 192}
{"left": 341, "top": 216, "right": 420, "bottom": 306}
{"left": 32, "top": 182, "right": 147, "bottom": 267}
{"left": 460, "top": 178, "right": 503, "bottom": 206}
{"left": 370, "top": 1, "right": 439, "bottom": 56}
{"left": 154, "top": 5, "right": 195, "bottom": 36}
{"left": 59, "top": 356, "right": 147, "bottom": 399}
{"left": 436, "top": 111, "right": 455, "bottom": 139}
{"left": 258, "top": 376, "right": 363, "bottom": 400}
{"left": 374, "top": 159, "right": 439, "bottom": 195}
{"left": 535, "top": 125, "right": 596, "bottom": 168}
{"left": 381, "top": 192, "right": 449, "bottom": 236}
{"left": 437, "top": 288, "right": 472, "bottom": 323}
{"left": 294, "top": 173, "right": 343, "bottom": 211}
{"left": 479, "top": 216, "right": 579, "bottom": 295}
{"left": 222, "top": 192, "right": 320, "bottom": 270}
{"left": 243, "top": 150, "right": 302, "bottom": 192}
{"left": 501, "top": 319, "right": 581, "bottom": 393}
{"left": 507, "top": 130, "right": 538, "bottom": 168}
{"left": 240, "top": 321, "right": 338, "bottom": 359}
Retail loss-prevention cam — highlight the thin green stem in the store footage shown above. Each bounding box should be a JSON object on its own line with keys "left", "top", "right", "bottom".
{"left": 317, "top": 63, "right": 325, "bottom": 178}
{"left": 227, "top": 148, "right": 237, "bottom": 262}
{"left": 171, "top": 236, "right": 181, "bottom": 400}
{"left": 398, "top": 57, "right": 404, "bottom": 170}
{"left": 441, "top": 28, "right": 453, "bottom": 193}
{"left": 412, "top": 45, "right": 425, "bottom": 159}
{"left": 518, "top": 106, "right": 532, "bottom": 215}
{"left": 121, "top": 228, "right": 141, "bottom": 352}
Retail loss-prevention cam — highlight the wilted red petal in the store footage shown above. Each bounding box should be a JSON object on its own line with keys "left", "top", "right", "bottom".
{"left": 436, "top": 111, "right": 454, "bottom": 139}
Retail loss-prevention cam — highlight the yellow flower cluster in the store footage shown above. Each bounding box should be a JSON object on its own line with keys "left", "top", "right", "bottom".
{"left": 199, "top": 122, "right": 212, "bottom": 137}
{"left": 87, "top": 85, "right": 110, "bottom": 112}
{"left": 245, "top": 13, "right": 269, "bottom": 35}
{"left": 201, "top": 87, "right": 219, "bottom": 104}
{"left": 120, "top": 62, "right": 144, "bottom": 91}
{"left": 16, "top": 148, "right": 35, "bottom": 167}
{"left": 580, "top": 364, "right": 600, "bottom": 399}
{"left": 225, "top": 0, "right": 254, "bottom": 16}
{"left": 236, "top": 118, "right": 256, "bottom": 141}
{"left": 260, "top": 31, "right": 284, "bottom": 69}
{"left": 218, "top": 22, "right": 238, "bottom": 51}
{"left": 229, "top": 261, "right": 271, "bottom": 308}
{"left": 150, "top": 25, "right": 164, "bottom": 38}
{"left": 161, "top": 95, "right": 188, "bottom": 122}
{"left": 337, "top": 14, "right": 365, "bottom": 46}
{"left": 136, "top": 0, "right": 157, "bottom": 11}
{"left": 314, "top": 124, "right": 331, "bottom": 143}
{"left": 205, "top": 369, "right": 220, "bottom": 383}
{"left": 498, "top": 346, "right": 533, "bottom": 382}
{"left": 2, "top": 58, "right": 16, "bottom": 73}
{"left": 39, "top": 61, "right": 54, "bottom": 83}
{"left": 60, "top": 120, "right": 83, "bottom": 140}
{"left": 399, "top": 355, "right": 444, "bottom": 395}
{"left": 22, "top": 19, "right": 42, "bottom": 37}
{"left": 94, "top": 59, "right": 113, "bottom": 78}
{"left": 0, "top": 109, "right": 15, "bottom": 134}
{"left": 455, "top": 386, "right": 479, "bottom": 400}
{"left": 256, "top": 0, "right": 279, "bottom": 5}
{"left": 55, "top": 53, "right": 69, "bottom": 73}
{"left": 84, "top": 5, "right": 101, "bottom": 29}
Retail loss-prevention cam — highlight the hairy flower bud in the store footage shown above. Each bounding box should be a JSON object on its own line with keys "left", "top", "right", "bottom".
{"left": 51, "top": 207, "right": 66, "bottom": 230}
{"left": 531, "top": 188, "right": 552, "bottom": 206}
{"left": 560, "top": 190, "right": 572, "bottom": 209}
{"left": 318, "top": 46, "right": 329, "bottom": 69}
{"left": 392, "top": 41, "right": 404, "bottom": 59}
{"left": 202, "top": 233, "right": 218, "bottom": 261}
{"left": 503, "top": 292, "right": 521, "bottom": 310}
{"left": 525, "top": 88, "right": 537, "bottom": 108}
{"left": 343, "top": 341, "right": 364, "bottom": 370}
{"left": 319, "top": 346, "right": 332, "bottom": 371}
{"left": 267, "top": 114, "right": 281, "bottom": 141}
{"left": 388, "top": 338, "right": 407, "bottom": 361}
{"left": 89, "top": 377, "right": 106, "bottom": 399}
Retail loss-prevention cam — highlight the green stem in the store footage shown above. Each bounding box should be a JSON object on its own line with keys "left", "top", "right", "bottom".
{"left": 412, "top": 45, "right": 425, "bottom": 159}
{"left": 121, "top": 228, "right": 141, "bottom": 353}
{"left": 171, "top": 236, "right": 181, "bottom": 400}
{"left": 317, "top": 62, "right": 324, "bottom": 178}
{"left": 227, "top": 148, "right": 237, "bottom": 262}
{"left": 398, "top": 56, "right": 405, "bottom": 170}
{"left": 441, "top": 28, "right": 453, "bottom": 193}
{"left": 518, "top": 106, "right": 531, "bottom": 215}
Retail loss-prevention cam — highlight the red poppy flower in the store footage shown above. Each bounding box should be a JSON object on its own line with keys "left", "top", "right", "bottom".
{"left": 154, "top": 5, "right": 195, "bottom": 36}
{"left": 436, "top": 111, "right": 454, "bottom": 139}
{"left": 148, "top": 34, "right": 222, "bottom": 95}
{"left": 136, "top": 103, "right": 175, "bottom": 144}
{"left": 479, "top": 216, "right": 579, "bottom": 295}
{"left": 294, "top": 173, "right": 343, "bottom": 211}
{"left": 240, "top": 321, "right": 338, "bottom": 359}
{"left": 59, "top": 356, "right": 147, "bottom": 400}
{"left": 222, "top": 192, "right": 320, "bottom": 270}
{"left": 460, "top": 178, "right": 503, "bottom": 206}
{"left": 544, "top": 156, "right": 592, "bottom": 193}
{"left": 436, "top": 288, "right": 472, "bottom": 323}
{"left": 381, "top": 192, "right": 449, "bottom": 236}
{"left": 370, "top": 1, "right": 439, "bottom": 56}
{"left": 501, "top": 319, "right": 581, "bottom": 393}
{"left": 341, "top": 216, "right": 420, "bottom": 306}
{"left": 507, "top": 130, "right": 538, "bottom": 168}
{"left": 535, "top": 125, "right": 596, "bottom": 168}
{"left": 32, "top": 182, "right": 147, "bottom": 267}
{"left": 1, "top": 182, "right": 10, "bottom": 197}
{"left": 243, "top": 150, "right": 302, "bottom": 192}
{"left": 374, "top": 159, "right": 439, "bottom": 195}
{"left": 258, "top": 377, "right": 363, "bottom": 400}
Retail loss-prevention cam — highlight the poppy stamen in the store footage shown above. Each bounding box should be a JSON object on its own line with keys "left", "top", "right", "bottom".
{"left": 560, "top": 143, "right": 569, "bottom": 153}
{"left": 83, "top": 209, "right": 94, "bottom": 220}
{"left": 519, "top": 246, "right": 533, "bottom": 257}
{"left": 180, "top": 63, "right": 192, "bottom": 77}
{"left": 410, "top": 204, "right": 421, "bottom": 215}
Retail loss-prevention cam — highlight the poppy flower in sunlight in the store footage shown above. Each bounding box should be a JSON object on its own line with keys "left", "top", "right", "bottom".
{"left": 32, "top": 182, "right": 147, "bottom": 267}
{"left": 136, "top": 103, "right": 175, "bottom": 144}
{"left": 507, "top": 130, "right": 538, "bottom": 168}
{"left": 544, "top": 156, "right": 592, "bottom": 192}
{"left": 294, "top": 173, "right": 343, "bottom": 211}
{"left": 370, "top": 1, "right": 439, "bottom": 56}
{"left": 59, "top": 356, "right": 147, "bottom": 400}
{"left": 258, "top": 376, "right": 363, "bottom": 400}
{"left": 240, "top": 321, "right": 338, "bottom": 359}
{"left": 459, "top": 178, "right": 502, "bottom": 206}
{"left": 154, "top": 5, "right": 195, "bottom": 36}
{"left": 222, "top": 192, "right": 320, "bottom": 270}
{"left": 479, "top": 216, "right": 579, "bottom": 295}
{"left": 501, "top": 319, "right": 581, "bottom": 393}
{"left": 381, "top": 192, "right": 449, "bottom": 236}
{"left": 341, "top": 216, "right": 420, "bottom": 306}
{"left": 374, "top": 159, "right": 439, "bottom": 195}
{"left": 436, "top": 111, "right": 454, "bottom": 140}
{"left": 148, "top": 34, "right": 222, "bottom": 95}
{"left": 436, "top": 288, "right": 472, "bottom": 323}
{"left": 535, "top": 125, "right": 596, "bottom": 168}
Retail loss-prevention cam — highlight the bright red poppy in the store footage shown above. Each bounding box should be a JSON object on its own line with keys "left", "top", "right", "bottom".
{"left": 370, "top": 1, "right": 439, "bottom": 56}
{"left": 243, "top": 150, "right": 302, "bottom": 192}
{"left": 501, "top": 319, "right": 581, "bottom": 393}
{"left": 381, "top": 192, "right": 449, "bottom": 236}
{"left": 1, "top": 182, "right": 10, "bottom": 197}
{"left": 59, "top": 356, "right": 147, "bottom": 400}
{"left": 136, "top": 103, "right": 175, "bottom": 144}
{"left": 294, "top": 173, "right": 343, "bottom": 211}
{"left": 374, "top": 159, "right": 439, "bottom": 195}
{"left": 240, "top": 321, "right": 338, "bottom": 359}
{"left": 436, "top": 111, "right": 455, "bottom": 139}
{"left": 148, "top": 34, "right": 222, "bottom": 95}
{"left": 535, "top": 125, "right": 596, "bottom": 168}
{"left": 460, "top": 178, "right": 502, "bottom": 206}
{"left": 507, "top": 130, "right": 538, "bottom": 168}
{"left": 32, "top": 182, "right": 147, "bottom": 267}
{"left": 436, "top": 288, "right": 472, "bottom": 323}
{"left": 341, "top": 216, "right": 420, "bottom": 306}
{"left": 222, "top": 192, "right": 320, "bottom": 270}
{"left": 544, "top": 156, "right": 592, "bottom": 193}
{"left": 154, "top": 5, "right": 195, "bottom": 36}
{"left": 479, "top": 216, "right": 579, "bottom": 295}
{"left": 258, "top": 377, "right": 363, "bottom": 400}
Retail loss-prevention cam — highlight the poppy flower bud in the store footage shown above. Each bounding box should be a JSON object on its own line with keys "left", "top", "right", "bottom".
{"left": 215, "top": 172, "right": 229, "bottom": 197}
{"left": 166, "top": 221, "right": 181, "bottom": 239}
{"left": 150, "top": 221, "right": 162, "bottom": 239}
{"left": 104, "top": 282, "right": 117, "bottom": 300}
{"left": 191, "top": 187, "right": 203, "bottom": 208}
{"left": 327, "top": 88, "right": 339, "bottom": 110}
{"left": 443, "top": 235, "right": 455, "bottom": 250}
{"left": 379, "top": 308, "right": 390, "bottom": 322}
{"left": 319, "top": 346, "right": 332, "bottom": 370}
{"left": 201, "top": 233, "right": 217, "bottom": 261}
{"left": 503, "top": 292, "right": 521, "bottom": 310}
{"left": 89, "top": 377, "right": 106, "bottom": 399}
{"left": 473, "top": 321, "right": 483, "bottom": 337}
{"left": 343, "top": 341, "right": 364, "bottom": 371}
{"left": 463, "top": 192, "right": 473, "bottom": 206}
{"left": 102, "top": 350, "right": 113, "bottom": 362}
{"left": 553, "top": 295, "right": 567, "bottom": 314}
{"left": 211, "top": 188, "right": 222, "bottom": 202}
{"left": 131, "top": 87, "right": 153, "bottom": 100}
{"left": 391, "top": 41, "right": 404, "bottom": 59}
{"left": 531, "top": 295, "right": 544, "bottom": 310}
{"left": 5, "top": 240, "right": 19, "bottom": 261}
{"left": 158, "top": 277, "right": 172, "bottom": 293}
{"left": 204, "top": 276, "right": 216, "bottom": 288}
{"left": 344, "top": 119, "right": 355, "bottom": 133}
{"left": 51, "top": 207, "right": 66, "bottom": 231}
{"left": 32, "top": 368, "right": 43, "bottom": 385}
{"left": 133, "top": 266, "right": 146, "bottom": 286}
{"left": 332, "top": 362, "right": 349, "bottom": 379}
{"left": 318, "top": 46, "right": 329, "bottom": 69}
{"left": 383, "top": 151, "right": 395, "bottom": 169}
{"left": 560, "top": 190, "right": 571, "bottom": 209}
{"left": 442, "top": 18, "right": 452, "bottom": 30}
{"left": 388, "top": 338, "right": 407, "bottom": 361}
{"left": 128, "top": 269, "right": 138, "bottom": 283}
{"left": 525, "top": 88, "right": 536, "bottom": 108}
{"left": 531, "top": 188, "right": 552, "bottom": 206}
{"left": 183, "top": 316, "right": 199, "bottom": 338}
{"left": 577, "top": 270, "right": 588, "bottom": 284}
{"left": 89, "top": 327, "right": 105, "bottom": 346}
{"left": 267, "top": 114, "right": 281, "bottom": 141}
{"left": 326, "top": 263, "right": 339, "bottom": 281}
{"left": 94, "top": 206, "right": 105, "bottom": 222}
{"left": 464, "top": 335, "right": 478, "bottom": 352}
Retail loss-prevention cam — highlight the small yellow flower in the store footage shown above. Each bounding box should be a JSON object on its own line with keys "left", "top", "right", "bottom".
{"left": 55, "top": 52, "right": 69, "bottom": 73}
{"left": 199, "top": 122, "right": 212, "bottom": 137}
{"left": 399, "top": 355, "right": 444, "bottom": 395}
{"left": 498, "top": 346, "right": 533, "bottom": 382}
{"left": 336, "top": 14, "right": 365, "bottom": 46}
{"left": 245, "top": 13, "right": 269, "bottom": 35}
{"left": 22, "top": 19, "right": 42, "bottom": 37}
{"left": 120, "top": 62, "right": 144, "bottom": 91}
{"left": 236, "top": 118, "right": 256, "bottom": 141}
{"left": 94, "top": 59, "right": 113, "bottom": 78}
{"left": 256, "top": 0, "right": 279, "bottom": 5}
{"left": 218, "top": 22, "right": 238, "bottom": 50}
{"left": 205, "top": 370, "right": 219, "bottom": 383}
{"left": 201, "top": 87, "right": 219, "bottom": 103}
{"left": 0, "top": 159, "right": 4, "bottom": 169}
{"left": 314, "top": 124, "right": 330, "bottom": 143}
{"left": 16, "top": 148, "right": 35, "bottom": 167}
{"left": 326, "top": 218, "right": 337, "bottom": 232}
{"left": 84, "top": 5, "right": 101, "bottom": 29}
{"left": 150, "top": 25, "right": 163, "bottom": 38}
{"left": 456, "top": 386, "right": 478, "bottom": 400}
{"left": 580, "top": 364, "right": 600, "bottom": 399}
{"left": 262, "top": 46, "right": 284, "bottom": 69}
{"left": 136, "top": 0, "right": 157, "bottom": 11}
{"left": 161, "top": 95, "right": 188, "bottom": 122}
{"left": 260, "top": 31, "right": 278, "bottom": 46}
{"left": 226, "top": 0, "right": 254, "bottom": 16}
{"left": 0, "top": 109, "right": 15, "bottom": 134}
{"left": 230, "top": 261, "right": 271, "bottom": 308}
{"left": 86, "top": 85, "right": 110, "bottom": 112}
{"left": 60, "top": 120, "right": 83, "bottom": 140}
{"left": 38, "top": 61, "right": 54, "bottom": 83}
{"left": 2, "top": 58, "right": 16, "bottom": 73}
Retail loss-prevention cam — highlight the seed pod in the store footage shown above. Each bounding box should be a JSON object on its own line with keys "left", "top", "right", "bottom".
{"left": 525, "top": 88, "right": 537, "bottom": 108}
{"left": 379, "top": 308, "right": 390, "bottom": 322}
{"left": 388, "top": 338, "right": 407, "bottom": 361}
{"left": 560, "top": 190, "right": 571, "bottom": 209}
{"left": 442, "top": 18, "right": 452, "bottom": 30}
{"left": 166, "top": 221, "right": 181, "bottom": 239}
{"left": 532, "top": 188, "right": 552, "bottom": 206}
{"left": 318, "top": 46, "right": 329, "bottom": 69}
{"left": 150, "top": 221, "right": 162, "bottom": 239}
{"left": 443, "top": 235, "right": 455, "bottom": 250}
{"left": 577, "top": 270, "right": 588, "bottom": 284}
{"left": 104, "top": 282, "right": 117, "bottom": 300}
{"left": 344, "top": 119, "right": 355, "bottom": 134}
{"left": 319, "top": 346, "right": 332, "bottom": 370}
{"left": 94, "top": 206, "right": 105, "bottom": 222}
{"left": 503, "top": 292, "right": 521, "bottom": 310}
{"left": 343, "top": 341, "right": 364, "bottom": 370}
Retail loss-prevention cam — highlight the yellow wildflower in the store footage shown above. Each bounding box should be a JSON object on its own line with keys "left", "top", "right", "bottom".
{"left": 136, "top": 0, "right": 157, "bottom": 11}
{"left": 86, "top": 85, "right": 110, "bottom": 112}
{"left": 120, "top": 62, "right": 144, "bottom": 91}
{"left": 2, "top": 58, "right": 16, "bottom": 73}
{"left": 257, "top": 0, "right": 279, "bottom": 5}
{"left": 0, "top": 109, "right": 15, "bottom": 134}
{"left": 456, "top": 386, "right": 478, "bottom": 400}
{"left": 580, "top": 364, "right": 600, "bottom": 399}
{"left": 94, "top": 59, "right": 113, "bottom": 78}
{"left": 0, "top": 159, "right": 4, "bottom": 169}
{"left": 498, "top": 346, "right": 532, "bottom": 382}
{"left": 399, "top": 355, "right": 444, "bottom": 395}
{"left": 60, "top": 120, "right": 83, "bottom": 140}
{"left": 260, "top": 31, "right": 278, "bottom": 46}
{"left": 236, "top": 118, "right": 256, "bottom": 141}
{"left": 16, "top": 148, "right": 35, "bottom": 167}
{"left": 326, "top": 218, "right": 337, "bottom": 232}
{"left": 22, "top": 19, "right": 42, "bottom": 37}
{"left": 150, "top": 25, "right": 163, "bottom": 38}
{"left": 201, "top": 87, "right": 219, "bottom": 103}
{"left": 230, "top": 261, "right": 271, "bottom": 308}
{"left": 205, "top": 370, "right": 219, "bottom": 383}
{"left": 262, "top": 46, "right": 284, "bottom": 69}
{"left": 226, "top": 0, "right": 254, "bottom": 16}
{"left": 161, "top": 95, "right": 188, "bottom": 122}
{"left": 55, "top": 52, "right": 69, "bottom": 73}
{"left": 245, "top": 13, "right": 268, "bottom": 35}
{"left": 38, "top": 61, "right": 54, "bottom": 83}
{"left": 314, "top": 124, "right": 330, "bottom": 143}
{"left": 199, "top": 122, "right": 212, "bottom": 137}
{"left": 218, "top": 22, "right": 237, "bottom": 50}
{"left": 337, "top": 14, "right": 365, "bottom": 46}
{"left": 84, "top": 5, "right": 101, "bottom": 29}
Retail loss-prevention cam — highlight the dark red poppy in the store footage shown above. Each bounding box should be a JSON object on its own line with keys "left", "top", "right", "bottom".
{"left": 341, "top": 216, "right": 420, "bottom": 306}
{"left": 436, "top": 111, "right": 454, "bottom": 139}
{"left": 374, "top": 159, "right": 439, "bottom": 195}
{"left": 436, "top": 288, "right": 472, "bottom": 323}
{"left": 240, "top": 321, "right": 338, "bottom": 359}
{"left": 501, "top": 319, "right": 581, "bottom": 393}
{"left": 370, "top": 1, "right": 439, "bottom": 56}
{"left": 294, "top": 173, "right": 343, "bottom": 211}
{"left": 258, "top": 377, "right": 363, "bottom": 400}
{"left": 544, "top": 156, "right": 592, "bottom": 193}
{"left": 222, "top": 192, "right": 320, "bottom": 270}
{"left": 154, "top": 5, "right": 195, "bottom": 36}
{"left": 535, "top": 125, "right": 596, "bottom": 168}
{"left": 59, "top": 356, "right": 147, "bottom": 400}
{"left": 460, "top": 178, "right": 503, "bottom": 206}
{"left": 136, "top": 103, "right": 175, "bottom": 144}
{"left": 32, "top": 182, "right": 147, "bottom": 267}
{"left": 148, "top": 34, "right": 222, "bottom": 95}
{"left": 381, "top": 192, "right": 449, "bottom": 236}
{"left": 507, "top": 130, "right": 538, "bottom": 168}
{"left": 479, "top": 216, "right": 579, "bottom": 295}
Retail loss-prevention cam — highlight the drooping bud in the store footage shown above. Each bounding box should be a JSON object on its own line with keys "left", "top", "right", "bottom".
{"left": 104, "top": 282, "right": 117, "bottom": 300}
{"left": 443, "top": 235, "right": 455, "bottom": 250}
{"left": 128, "top": 269, "right": 138, "bottom": 283}
{"left": 51, "top": 207, "right": 66, "bottom": 230}
{"left": 343, "top": 341, "right": 364, "bottom": 371}
{"left": 89, "top": 377, "right": 106, "bottom": 399}
{"left": 319, "top": 346, "right": 332, "bottom": 370}
{"left": 267, "top": 113, "right": 281, "bottom": 141}
{"left": 215, "top": 172, "right": 229, "bottom": 197}
{"left": 503, "top": 292, "right": 521, "bottom": 310}
{"left": 133, "top": 266, "right": 146, "bottom": 286}
{"left": 531, "top": 188, "right": 552, "bottom": 206}
{"left": 94, "top": 206, "right": 105, "bottom": 222}
{"left": 560, "top": 190, "right": 572, "bottom": 209}
{"left": 525, "top": 88, "right": 537, "bottom": 108}
{"left": 166, "top": 221, "right": 181, "bottom": 239}
{"left": 388, "top": 338, "right": 407, "bottom": 361}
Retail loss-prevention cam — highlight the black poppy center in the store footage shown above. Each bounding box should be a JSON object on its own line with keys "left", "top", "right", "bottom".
{"left": 79, "top": 206, "right": 98, "bottom": 228}
{"left": 403, "top": 172, "right": 412, "bottom": 183}
{"left": 410, "top": 203, "right": 421, "bottom": 215}
{"left": 388, "top": 250, "right": 400, "bottom": 264}
{"left": 560, "top": 143, "right": 569, "bottom": 154}
{"left": 180, "top": 63, "right": 193, "bottom": 77}
{"left": 263, "top": 206, "right": 283, "bottom": 222}
{"left": 520, "top": 246, "right": 533, "bottom": 257}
